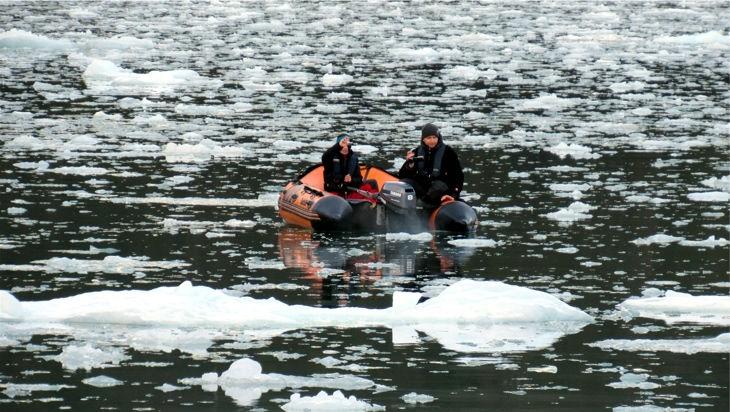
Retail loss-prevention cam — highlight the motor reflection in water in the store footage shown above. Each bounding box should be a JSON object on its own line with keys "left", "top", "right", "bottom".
{"left": 277, "top": 228, "right": 478, "bottom": 307}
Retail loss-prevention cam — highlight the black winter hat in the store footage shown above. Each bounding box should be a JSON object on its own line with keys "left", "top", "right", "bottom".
{"left": 421, "top": 123, "right": 441, "bottom": 139}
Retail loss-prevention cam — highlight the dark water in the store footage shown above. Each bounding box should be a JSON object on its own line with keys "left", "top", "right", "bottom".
{"left": 1, "top": 1, "right": 728, "bottom": 410}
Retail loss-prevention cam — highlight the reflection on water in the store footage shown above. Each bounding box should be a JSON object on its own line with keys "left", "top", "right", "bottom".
{"left": 277, "top": 228, "right": 478, "bottom": 307}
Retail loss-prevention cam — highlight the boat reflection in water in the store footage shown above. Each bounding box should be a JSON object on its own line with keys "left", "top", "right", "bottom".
{"left": 277, "top": 228, "right": 477, "bottom": 307}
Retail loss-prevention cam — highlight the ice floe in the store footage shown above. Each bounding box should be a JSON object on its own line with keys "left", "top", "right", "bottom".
{"left": 447, "top": 238, "right": 502, "bottom": 248}
{"left": 545, "top": 142, "right": 600, "bottom": 160}
{"left": 163, "top": 139, "right": 252, "bottom": 162}
{"left": 0, "top": 255, "right": 188, "bottom": 275}
{"left": 701, "top": 176, "right": 730, "bottom": 192}
{"left": 0, "top": 279, "right": 592, "bottom": 354}
{"left": 589, "top": 333, "right": 730, "bottom": 354}
{"left": 544, "top": 201, "right": 595, "bottom": 223}
{"left": 401, "top": 392, "right": 436, "bottom": 404}
{"left": 687, "top": 191, "right": 730, "bottom": 202}
{"left": 283, "top": 390, "right": 385, "bottom": 411}
{"left": 181, "top": 358, "right": 382, "bottom": 407}
{"left": 631, "top": 234, "right": 728, "bottom": 248}
{"left": 83, "top": 58, "right": 223, "bottom": 94}
{"left": 385, "top": 232, "right": 432, "bottom": 242}
{"left": 52, "top": 343, "right": 128, "bottom": 371}
{"left": 0, "top": 29, "right": 75, "bottom": 51}
{"left": 617, "top": 290, "right": 730, "bottom": 325}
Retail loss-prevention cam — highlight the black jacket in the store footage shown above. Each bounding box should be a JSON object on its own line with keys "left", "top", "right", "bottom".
{"left": 322, "top": 143, "right": 362, "bottom": 193}
{"left": 399, "top": 140, "right": 464, "bottom": 199}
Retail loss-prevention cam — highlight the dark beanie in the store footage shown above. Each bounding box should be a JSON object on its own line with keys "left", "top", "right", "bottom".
{"left": 421, "top": 123, "right": 440, "bottom": 139}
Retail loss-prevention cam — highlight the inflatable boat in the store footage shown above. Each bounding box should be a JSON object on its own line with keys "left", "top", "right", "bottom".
{"left": 278, "top": 164, "right": 478, "bottom": 232}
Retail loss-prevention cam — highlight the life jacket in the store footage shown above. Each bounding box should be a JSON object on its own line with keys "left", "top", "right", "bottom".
{"left": 415, "top": 143, "right": 445, "bottom": 180}
{"left": 332, "top": 149, "right": 358, "bottom": 178}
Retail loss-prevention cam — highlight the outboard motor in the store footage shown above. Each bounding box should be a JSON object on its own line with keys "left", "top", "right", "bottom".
{"left": 380, "top": 181, "right": 417, "bottom": 215}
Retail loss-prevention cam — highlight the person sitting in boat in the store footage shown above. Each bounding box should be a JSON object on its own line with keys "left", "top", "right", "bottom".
{"left": 399, "top": 123, "right": 464, "bottom": 206}
{"left": 322, "top": 133, "right": 367, "bottom": 198}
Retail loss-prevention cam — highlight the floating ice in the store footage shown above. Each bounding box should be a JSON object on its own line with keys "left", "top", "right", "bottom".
{"left": 0, "top": 29, "right": 75, "bottom": 50}
{"left": 678, "top": 236, "right": 728, "bottom": 248}
{"left": 0, "top": 279, "right": 592, "bottom": 353}
{"left": 515, "top": 94, "right": 580, "bottom": 111}
{"left": 609, "top": 81, "right": 646, "bottom": 94}
{"left": 83, "top": 58, "right": 222, "bottom": 94}
{"left": 617, "top": 290, "right": 730, "bottom": 325}
{"left": 52, "top": 344, "right": 128, "bottom": 371}
{"left": 82, "top": 375, "right": 124, "bottom": 388}
{"left": 282, "top": 390, "right": 385, "bottom": 412}
{"left": 545, "top": 142, "right": 600, "bottom": 160}
{"left": 655, "top": 31, "right": 730, "bottom": 46}
{"left": 447, "top": 238, "right": 501, "bottom": 248}
{"left": 7, "top": 207, "right": 26, "bottom": 215}
{"left": 444, "top": 65, "right": 484, "bottom": 81}
{"left": 5, "top": 135, "right": 48, "bottom": 151}
{"left": 385, "top": 232, "right": 432, "bottom": 242}
{"left": 545, "top": 202, "right": 594, "bottom": 223}
{"left": 608, "top": 373, "right": 660, "bottom": 390}
{"left": 45, "top": 166, "right": 110, "bottom": 176}
{"left": 0, "top": 383, "right": 74, "bottom": 399}
{"left": 322, "top": 73, "right": 354, "bottom": 87}
{"left": 106, "top": 194, "right": 277, "bottom": 208}
{"left": 352, "top": 144, "right": 378, "bottom": 155}
{"left": 625, "top": 195, "right": 671, "bottom": 204}
{"left": 631, "top": 234, "right": 685, "bottom": 246}
{"left": 182, "top": 358, "right": 381, "bottom": 407}
{"left": 687, "top": 191, "right": 730, "bottom": 202}
{"left": 163, "top": 139, "right": 251, "bottom": 163}
{"left": 701, "top": 176, "right": 730, "bottom": 192}
{"left": 548, "top": 183, "right": 591, "bottom": 193}
{"left": 401, "top": 392, "right": 436, "bottom": 404}
{"left": 589, "top": 333, "right": 730, "bottom": 354}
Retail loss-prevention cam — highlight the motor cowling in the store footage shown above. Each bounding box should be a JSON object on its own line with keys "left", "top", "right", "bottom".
{"left": 380, "top": 181, "right": 417, "bottom": 214}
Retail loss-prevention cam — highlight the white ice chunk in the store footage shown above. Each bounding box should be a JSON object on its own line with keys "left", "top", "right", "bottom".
{"left": 515, "top": 94, "right": 580, "bottom": 111}
{"left": 53, "top": 344, "right": 128, "bottom": 371}
{"left": 678, "top": 236, "right": 728, "bottom": 248}
{"left": 282, "top": 390, "right": 385, "bottom": 412}
{"left": 321, "top": 73, "right": 354, "bottom": 87}
{"left": 589, "top": 333, "right": 730, "bottom": 354}
{"left": 392, "top": 291, "right": 421, "bottom": 310}
{"left": 545, "top": 142, "right": 600, "bottom": 160}
{"left": 0, "top": 29, "right": 75, "bottom": 50}
{"left": 655, "top": 30, "right": 730, "bottom": 45}
{"left": 82, "top": 375, "right": 124, "bottom": 388}
{"left": 618, "top": 291, "right": 730, "bottom": 325}
{"left": 687, "top": 191, "right": 730, "bottom": 202}
{"left": 385, "top": 232, "right": 433, "bottom": 242}
{"left": 631, "top": 234, "right": 685, "bottom": 246}
{"left": 83, "top": 58, "right": 222, "bottom": 94}
{"left": 0, "top": 280, "right": 592, "bottom": 353}
{"left": 183, "top": 358, "right": 380, "bottom": 407}
{"left": 447, "top": 238, "right": 502, "bottom": 248}
{"left": 701, "top": 176, "right": 730, "bottom": 192}
{"left": 545, "top": 202, "right": 594, "bottom": 222}
{"left": 401, "top": 392, "right": 436, "bottom": 404}
{"left": 608, "top": 373, "right": 660, "bottom": 390}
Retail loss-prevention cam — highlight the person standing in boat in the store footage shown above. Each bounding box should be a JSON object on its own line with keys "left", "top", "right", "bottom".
{"left": 399, "top": 123, "right": 464, "bottom": 206}
{"left": 322, "top": 133, "right": 364, "bottom": 196}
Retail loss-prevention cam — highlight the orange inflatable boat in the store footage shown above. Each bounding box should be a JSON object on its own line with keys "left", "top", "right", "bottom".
{"left": 278, "top": 164, "right": 478, "bottom": 232}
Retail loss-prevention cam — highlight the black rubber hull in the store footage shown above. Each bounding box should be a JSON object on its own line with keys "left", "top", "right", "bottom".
{"left": 430, "top": 201, "right": 478, "bottom": 232}
{"left": 311, "top": 196, "right": 354, "bottom": 231}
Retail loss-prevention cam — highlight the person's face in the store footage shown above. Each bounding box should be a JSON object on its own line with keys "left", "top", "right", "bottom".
{"left": 423, "top": 135, "right": 438, "bottom": 149}
{"left": 339, "top": 137, "right": 349, "bottom": 148}
{"left": 339, "top": 137, "right": 349, "bottom": 153}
